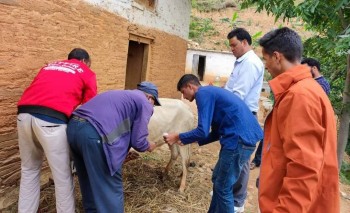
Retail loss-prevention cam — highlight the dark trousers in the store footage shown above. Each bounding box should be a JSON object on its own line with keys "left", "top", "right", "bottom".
{"left": 67, "top": 118, "right": 124, "bottom": 213}
{"left": 251, "top": 139, "right": 263, "bottom": 166}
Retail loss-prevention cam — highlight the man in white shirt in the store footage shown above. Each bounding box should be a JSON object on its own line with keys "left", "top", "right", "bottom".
{"left": 224, "top": 28, "right": 264, "bottom": 212}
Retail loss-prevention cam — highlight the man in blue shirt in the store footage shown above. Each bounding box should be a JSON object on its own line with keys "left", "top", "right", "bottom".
{"left": 164, "top": 74, "right": 263, "bottom": 213}
{"left": 224, "top": 28, "right": 264, "bottom": 212}
{"left": 66, "top": 82, "right": 160, "bottom": 213}
{"left": 301, "top": 57, "right": 331, "bottom": 95}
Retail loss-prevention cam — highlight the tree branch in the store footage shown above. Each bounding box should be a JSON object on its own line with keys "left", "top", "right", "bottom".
{"left": 338, "top": 9, "right": 348, "bottom": 30}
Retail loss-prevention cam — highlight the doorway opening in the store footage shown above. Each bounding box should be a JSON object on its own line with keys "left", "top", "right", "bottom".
{"left": 125, "top": 35, "right": 151, "bottom": 89}
{"left": 192, "top": 54, "right": 206, "bottom": 81}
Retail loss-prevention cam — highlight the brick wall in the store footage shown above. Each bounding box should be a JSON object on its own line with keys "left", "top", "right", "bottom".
{"left": 0, "top": 0, "right": 187, "bottom": 209}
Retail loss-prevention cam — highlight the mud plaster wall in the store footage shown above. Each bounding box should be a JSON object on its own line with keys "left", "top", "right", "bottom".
{"left": 0, "top": 0, "right": 187, "bottom": 207}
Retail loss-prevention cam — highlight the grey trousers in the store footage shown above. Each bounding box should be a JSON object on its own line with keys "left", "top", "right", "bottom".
{"left": 232, "top": 160, "right": 250, "bottom": 207}
{"left": 232, "top": 113, "right": 258, "bottom": 207}
{"left": 17, "top": 113, "right": 75, "bottom": 213}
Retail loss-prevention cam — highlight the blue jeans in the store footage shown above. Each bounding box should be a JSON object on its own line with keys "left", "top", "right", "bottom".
{"left": 67, "top": 117, "right": 124, "bottom": 213}
{"left": 208, "top": 142, "right": 255, "bottom": 213}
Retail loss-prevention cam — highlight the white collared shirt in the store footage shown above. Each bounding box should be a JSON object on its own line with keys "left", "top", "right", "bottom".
{"left": 224, "top": 50, "right": 264, "bottom": 112}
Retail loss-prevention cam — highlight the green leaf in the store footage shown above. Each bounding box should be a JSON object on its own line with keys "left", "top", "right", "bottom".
{"left": 231, "top": 12, "right": 239, "bottom": 25}
{"left": 310, "top": 1, "right": 319, "bottom": 13}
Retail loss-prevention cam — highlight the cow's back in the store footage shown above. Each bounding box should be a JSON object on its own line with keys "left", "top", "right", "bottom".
{"left": 148, "top": 98, "right": 195, "bottom": 144}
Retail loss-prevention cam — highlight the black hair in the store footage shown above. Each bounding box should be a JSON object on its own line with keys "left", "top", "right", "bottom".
{"left": 301, "top": 57, "right": 321, "bottom": 71}
{"left": 227, "top": 28, "right": 252, "bottom": 45}
{"left": 259, "top": 27, "right": 303, "bottom": 63}
{"left": 177, "top": 74, "right": 201, "bottom": 91}
{"left": 67, "top": 48, "right": 90, "bottom": 61}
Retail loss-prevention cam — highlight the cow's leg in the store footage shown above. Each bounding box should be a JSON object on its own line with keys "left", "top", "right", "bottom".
{"left": 165, "top": 144, "right": 179, "bottom": 175}
{"left": 178, "top": 145, "right": 191, "bottom": 193}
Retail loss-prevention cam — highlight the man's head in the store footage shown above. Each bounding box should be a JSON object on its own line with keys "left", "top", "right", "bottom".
{"left": 137, "top": 81, "right": 161, "bottom": 106}
{"left": 68, "top": 48, "right": 91, "bottom": 67}
{"left": 177, "top": 74, "right": 201, "bottom": 102}
{"left": 227, "top": 28, "right": 252, "bottom": 58}
{"left": 301, "top": 57, "right": 321, "bottom": 78}
{"left": 259, "top": 27, "right": 303, "bottom": 78}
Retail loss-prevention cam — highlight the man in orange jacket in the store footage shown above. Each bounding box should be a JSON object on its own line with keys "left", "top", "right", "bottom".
{"left": 258, "top": 27, "right": 339, "bottom": 212}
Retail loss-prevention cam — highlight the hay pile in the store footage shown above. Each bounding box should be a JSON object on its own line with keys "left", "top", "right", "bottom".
{"left": 123, "top": 147, "right": 214, "bottom": 213}
{"left": 6, "top": 144, "right": 217, "bottom": 213}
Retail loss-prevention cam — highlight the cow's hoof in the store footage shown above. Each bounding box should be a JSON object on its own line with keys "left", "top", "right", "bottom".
{"left": 178, "top": 188, "right": 185, "bottom": 194}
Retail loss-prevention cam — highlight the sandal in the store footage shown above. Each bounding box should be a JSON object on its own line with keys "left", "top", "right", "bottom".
{"left": 250, "top": 162, "right": 257, "bottom": 170}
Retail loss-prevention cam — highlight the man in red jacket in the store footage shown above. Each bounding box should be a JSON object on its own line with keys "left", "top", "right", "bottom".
{"left": 258, "top": 27, "right": 339, "bottom": 213}
{"left": 17, "top": 48, "right": 97, "bottom": 213}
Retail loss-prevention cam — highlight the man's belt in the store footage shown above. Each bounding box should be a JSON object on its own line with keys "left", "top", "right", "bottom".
{"left": 72, "top": 115, "right": 87, "bottom": 122}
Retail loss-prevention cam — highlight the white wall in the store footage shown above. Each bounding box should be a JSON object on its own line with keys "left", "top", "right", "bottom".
{"left": 83, "top": 0, "right": 191, "bottom": 39}
{"left": 185, "top": 49, "right": 235, "bottom": 79}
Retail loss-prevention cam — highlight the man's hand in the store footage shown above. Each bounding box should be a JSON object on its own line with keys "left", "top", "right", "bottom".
{"left": 124, "top": 151, "right": 141, "bottom": 163}
{"left": 164, "top": 133, "right": 181, "bottom": 145}
{"left": 176, "top": 141, "right": 185, "bottom": 146}
{"left": 147, "top": 142, "right": 157, "bottom": 152}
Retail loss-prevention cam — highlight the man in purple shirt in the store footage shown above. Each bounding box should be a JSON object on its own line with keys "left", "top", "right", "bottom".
{"left": 66, "top": 82, "right": 160, "bottom": 213}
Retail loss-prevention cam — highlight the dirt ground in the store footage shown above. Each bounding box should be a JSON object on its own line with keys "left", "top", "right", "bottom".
{"left": 6, "top": 139, "right": 348, "bottom": 213}
{"left": 5, "top": 94, "right": 350, "bottom": 212}
{"left": 121, "top": 140, "right": 350, "bottom": 213}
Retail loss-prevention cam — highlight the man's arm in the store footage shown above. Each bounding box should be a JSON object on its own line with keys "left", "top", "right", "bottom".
{"left": 164, "top": 90, "right": 215, "bottom": 145}
{"left": 197, "top": 126, "right": 220, "bottom": 146}
{"left": 178, "top": 90, "right": 216, "bottom": 144}
{"left": 130, "top": 103, "right": 153, "bottom": 152}
{"left": 82, "top": 73, "right": 97, "bottom": 103}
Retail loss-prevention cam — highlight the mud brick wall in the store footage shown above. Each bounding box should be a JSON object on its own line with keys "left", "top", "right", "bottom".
{"left": 0, "top": 133, "right": 20, "bottom": 197}
{"left": 0, "top": 0, "right": 187, "bottom": 209}
{"left": 0, "top": 132, "right": 50, "bottom": 209}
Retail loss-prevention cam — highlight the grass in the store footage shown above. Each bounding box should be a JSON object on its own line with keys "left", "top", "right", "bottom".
{"left": 189, "top": 16, "right": 219, "bottom": 43}
{"left": 191, "top": 0, "right": 227, "bottom": 12}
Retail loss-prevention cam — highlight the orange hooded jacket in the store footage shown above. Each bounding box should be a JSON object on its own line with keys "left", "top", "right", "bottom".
{"left": 259, "top": 65, "right": 339, "bottom": 213}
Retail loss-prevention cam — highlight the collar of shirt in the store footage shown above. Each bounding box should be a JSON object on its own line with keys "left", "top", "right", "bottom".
{"left": 314, "top": 75, "right": 324, "bottom": 80}
{"left": 235, "top": 50, "right": 254, "bottom": 63}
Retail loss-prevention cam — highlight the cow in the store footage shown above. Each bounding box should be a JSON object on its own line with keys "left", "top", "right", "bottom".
{"left": 147, "top": 98, "right": 195, "bottom": 193}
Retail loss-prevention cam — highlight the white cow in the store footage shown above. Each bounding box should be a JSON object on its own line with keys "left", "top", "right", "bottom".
{"left": 148, "top": 98, "right": 195, "bottom": 193}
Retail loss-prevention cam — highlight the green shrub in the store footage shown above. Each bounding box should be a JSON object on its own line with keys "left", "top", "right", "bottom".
{"left": 340, "top": 161, "right": 350, "bottom": 184}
